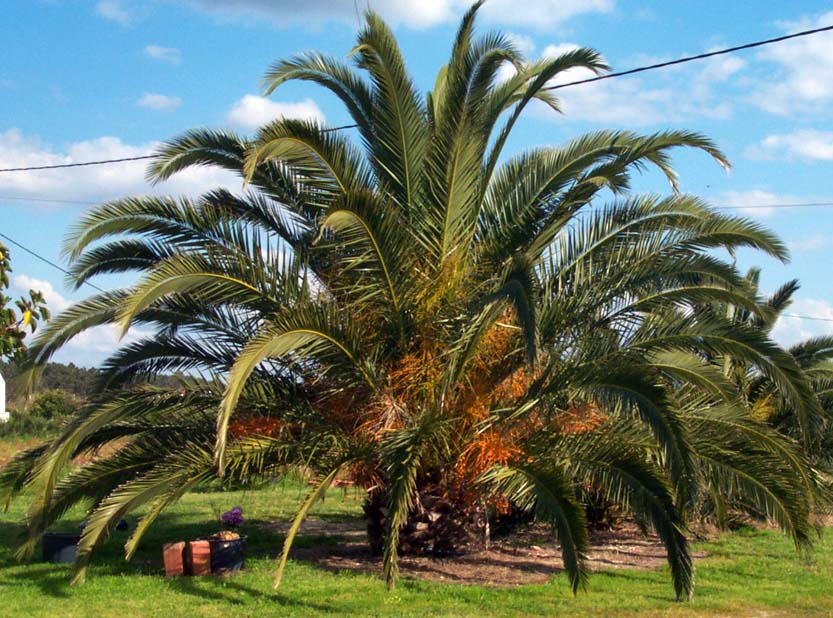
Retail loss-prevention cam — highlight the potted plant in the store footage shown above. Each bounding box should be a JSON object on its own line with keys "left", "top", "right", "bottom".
{"left": 42, "top": 518, "right": 127, "bottom": 564}
{"left": 42, "top": 532, "right": 81, "bottom": 563}
{"left": 206, "top": 506, "right": 246, "bottom": 573}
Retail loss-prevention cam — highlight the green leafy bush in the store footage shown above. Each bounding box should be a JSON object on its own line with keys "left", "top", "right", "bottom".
{"left": 0, "top": 389, "right": 78, "bottom": 437}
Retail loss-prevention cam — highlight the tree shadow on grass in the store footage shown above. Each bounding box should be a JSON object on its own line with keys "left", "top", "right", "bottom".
{"left": 1, "top": 514, "right": 349, "bottom": 610}
{"left": 0, "top": 564, "right": 73, "bottom": 598}
{"left": 163, "top": 575, "right": 337, "bottom": 612}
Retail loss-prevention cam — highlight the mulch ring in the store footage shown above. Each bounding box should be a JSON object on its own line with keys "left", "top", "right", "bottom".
{"left": 264, "top": 519, "right": 709, "bottom": 587}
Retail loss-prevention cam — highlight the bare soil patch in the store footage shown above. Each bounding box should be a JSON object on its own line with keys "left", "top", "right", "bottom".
{"left": 266, "top": 519, "right": 709, "bottom": 587}
{"left": 0, "top": 436, "right": 44, "bottom": 466}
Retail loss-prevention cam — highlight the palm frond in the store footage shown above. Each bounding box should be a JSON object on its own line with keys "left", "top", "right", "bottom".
{"left": 481, "top": 462, "right": 589, "bottom": 594}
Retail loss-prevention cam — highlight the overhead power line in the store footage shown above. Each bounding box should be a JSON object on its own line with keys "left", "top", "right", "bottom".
{"left": 5, "top": 194, "right": 833, "bottom": 212}
{"left": 0, "top": 232, "right": 104, "bottom": 293}
{"left": 0, "top": 195, "right": 100, "bottom": 206}
{"left": 544, "top": 22, "right": 833, "bottom": 91}
{"left": 720, "top": 202, "right": 833, "bottom": 211}
{"left": 0, "top": 155, "right": 157, "bottom": 173}
{"left": 0, "top": 23, "right": 831, "bottom": 174}
{"left": 0, "top": 125, "right": 361, "bottom": 174}
{"left": 781, "top": 313, "right": 833, "bottom": 324}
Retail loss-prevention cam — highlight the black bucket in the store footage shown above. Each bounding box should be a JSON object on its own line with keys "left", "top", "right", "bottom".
{"left": 208, "top": 536, "right": 246, "bottom": 573}
{"left": 42, "top": 532, "right": 81, "bottom": 563}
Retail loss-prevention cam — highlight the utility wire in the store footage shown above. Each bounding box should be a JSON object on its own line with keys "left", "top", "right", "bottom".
{"left": 0, "top": 195, "right": 100, "bottom": 206}
{"left": 5, "top": 194, "right": 833, "bottom": 212}
{"left": 719, "top": 202, "right": 833, "bottom": 211}
{"left": 0, "top": 125, "right": 360, "bottom": 174}
{"left": 544, "top": 23, "right": 833, "bottom": 91}
{"left": 0, "top": 155, "right": 157, "bottom": 173}
{"left": 781, "top": 313, "right": 833, "bottom": 324}
{"left": 1, "top": 23, "right": 831, "bottom": 174}
{"left": 0, "top": 232, "right": 105, "bottom": 293}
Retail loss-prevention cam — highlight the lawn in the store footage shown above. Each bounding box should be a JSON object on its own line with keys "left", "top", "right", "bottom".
{"left": 1, "top": 437, "right": 832, "bottom": 617}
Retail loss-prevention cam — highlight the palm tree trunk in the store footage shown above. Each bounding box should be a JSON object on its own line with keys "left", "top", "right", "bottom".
{"left": 363, "top": 481, "right": 489, "bottom": 557}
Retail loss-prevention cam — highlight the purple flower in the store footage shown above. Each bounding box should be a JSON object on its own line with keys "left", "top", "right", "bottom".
{"left": 221, "top": 506, "right": 244, "bottom": 528}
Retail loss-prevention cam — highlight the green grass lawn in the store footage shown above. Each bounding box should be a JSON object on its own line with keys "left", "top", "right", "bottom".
{"left": 2, "top": 438, "right": 833, "bottom": 617}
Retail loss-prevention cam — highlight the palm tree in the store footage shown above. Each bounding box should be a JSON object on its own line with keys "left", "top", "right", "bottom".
{"left": 2, "top": 3, "right": 824, "bottom": 601}
{"left": 700, "top": 268, "right": 833, "bottom": 472}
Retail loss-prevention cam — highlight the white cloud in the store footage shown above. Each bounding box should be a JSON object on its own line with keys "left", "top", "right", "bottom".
{"left": 477, "top": 0, "right": 613, "bottom": 30}
{"left": 12, "top": 275, "right": 71, "bottom": 314}
{"left": 11, "top": 275, "right": 147, "bottom": 367}
{"left": 144, "top": 45, "right": 181, "bottom": 64}
{"left": 752, "top": 11, "right": 833, "bottom": 115}
{"left": 711, "top": 190, "right": 801, "bottom": 218}
{"left": 184, "top": 0, "right": 612, "bottom": 30}
{"left": 525, "top": 43, "right": 740, "bottom": 125}
{"left": 770, "top": 298, "right": 833, "bottom": 349}
{"left": 747, "top": 130, "right": 833, "bottom": 162}
{"left": 506, "top": 32, "right": 536, "bottom": 56}
{"left": 94, "top": 1, "right": 133, "bottom": 26}
{"left": 694, "top": 53, "right": 746, "bottom": 83}
{"left": 789, "top": 233, "right": 831, "bottom": 253}
{"left": 0, "top": 128, "right": 237, "bottom": 206}
{"left": 136, "top": 92, "right": 183, "bottom": 111}
{"left": 226, "top": 95, "right": 325, "bottom": 131}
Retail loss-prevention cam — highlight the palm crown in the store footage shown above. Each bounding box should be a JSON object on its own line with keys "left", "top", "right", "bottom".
{"left": 2, "top": 2, "right": 826, "bottom": 602}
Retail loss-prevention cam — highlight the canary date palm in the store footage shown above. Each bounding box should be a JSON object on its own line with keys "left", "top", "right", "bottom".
{"left": 699, "top": 268, "right": 833, "bottom": 470}
{"left": 2, "top": 2, "right": 824, "bottom": 601}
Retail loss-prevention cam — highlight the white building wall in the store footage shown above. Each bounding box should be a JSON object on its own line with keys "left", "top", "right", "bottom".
{"left": 0, "top": 373, "right": 7, "bottom": 422}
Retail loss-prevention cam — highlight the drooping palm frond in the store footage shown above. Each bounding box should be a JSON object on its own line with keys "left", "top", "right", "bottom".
{"left": 553, "top": 422, "right": 694, "bottom": 600}
{"left": 481, "top": 462, "right": 590, "bottom": 594}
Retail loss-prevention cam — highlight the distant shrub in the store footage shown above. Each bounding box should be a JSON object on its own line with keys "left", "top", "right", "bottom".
{"left": 0, "top": 389, "right": 78, "bottom": 437}
{"left": 28, "top": 389, "right": 76, "bottom": 420}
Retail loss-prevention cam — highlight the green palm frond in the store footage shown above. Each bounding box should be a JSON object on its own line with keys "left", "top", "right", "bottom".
{"left": 481, "top": 462, "right": 589, "bottom": 594}
{"left": 147, "top": 128, "right": 248, "bottom": 182}
{"left": 379, "top": 413, "right": 450, "bottom": 589}
{"left": 114, "top": 251, "right": 282, "bottom": 336}
{"left": 352, "top": 10, "right": 427, "bottom": 211}
{"left": 648, "top": 351, "right": 739, "bottom": 404}
{"left": 572, "top": 365, "right": 696, "bottom": 508}
{"left": 263, "top": 52, "right": 374, "bottom": 137}
{"left": 483, "top": 47, "right": 608, "bottom": 183}
{"left": 559, "top": 424, "right": 693, "bottom": 600}
{"left": 70, "top": 450, "right": 210, "bottom": 584}
{"left": 217, "top": 304, "right": 378, "bottom": 471}
{"left": 275, "top": 465, "right": 345, "bottom": 589}
{"left": 245, "top": 118, "right": 371, "bottom": 199}
{"left": 317, "top": 190, "right": 414, "bottom": 323}
{"left": 687, "top": 408, "right": 817, "bottom": 550}
{"left": 0, "top": 444, "right": 50, "bottom": 510}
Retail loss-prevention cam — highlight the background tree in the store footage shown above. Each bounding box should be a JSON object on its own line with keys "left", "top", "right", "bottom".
{"left": 0, "top": 242, "right": 49, "bottom": 364}
{"left": 700, "top": 268, "right": 833, "bottom": 481}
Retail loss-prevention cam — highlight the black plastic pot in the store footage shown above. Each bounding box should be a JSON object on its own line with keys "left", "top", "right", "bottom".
{"left": 208, "top": 536, "right": 246, "bottom": 573}
{"left": 42, "top": 532, "right": 81, "bottom": 563}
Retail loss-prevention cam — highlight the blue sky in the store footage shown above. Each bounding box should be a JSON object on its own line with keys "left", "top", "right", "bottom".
{"left": 2, "top": 0, "right": 833, "bottom": 366}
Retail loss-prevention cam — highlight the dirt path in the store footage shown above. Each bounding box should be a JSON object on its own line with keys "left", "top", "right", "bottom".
{"left": 266, "top": 519, "right": 708, "bottom": 586}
